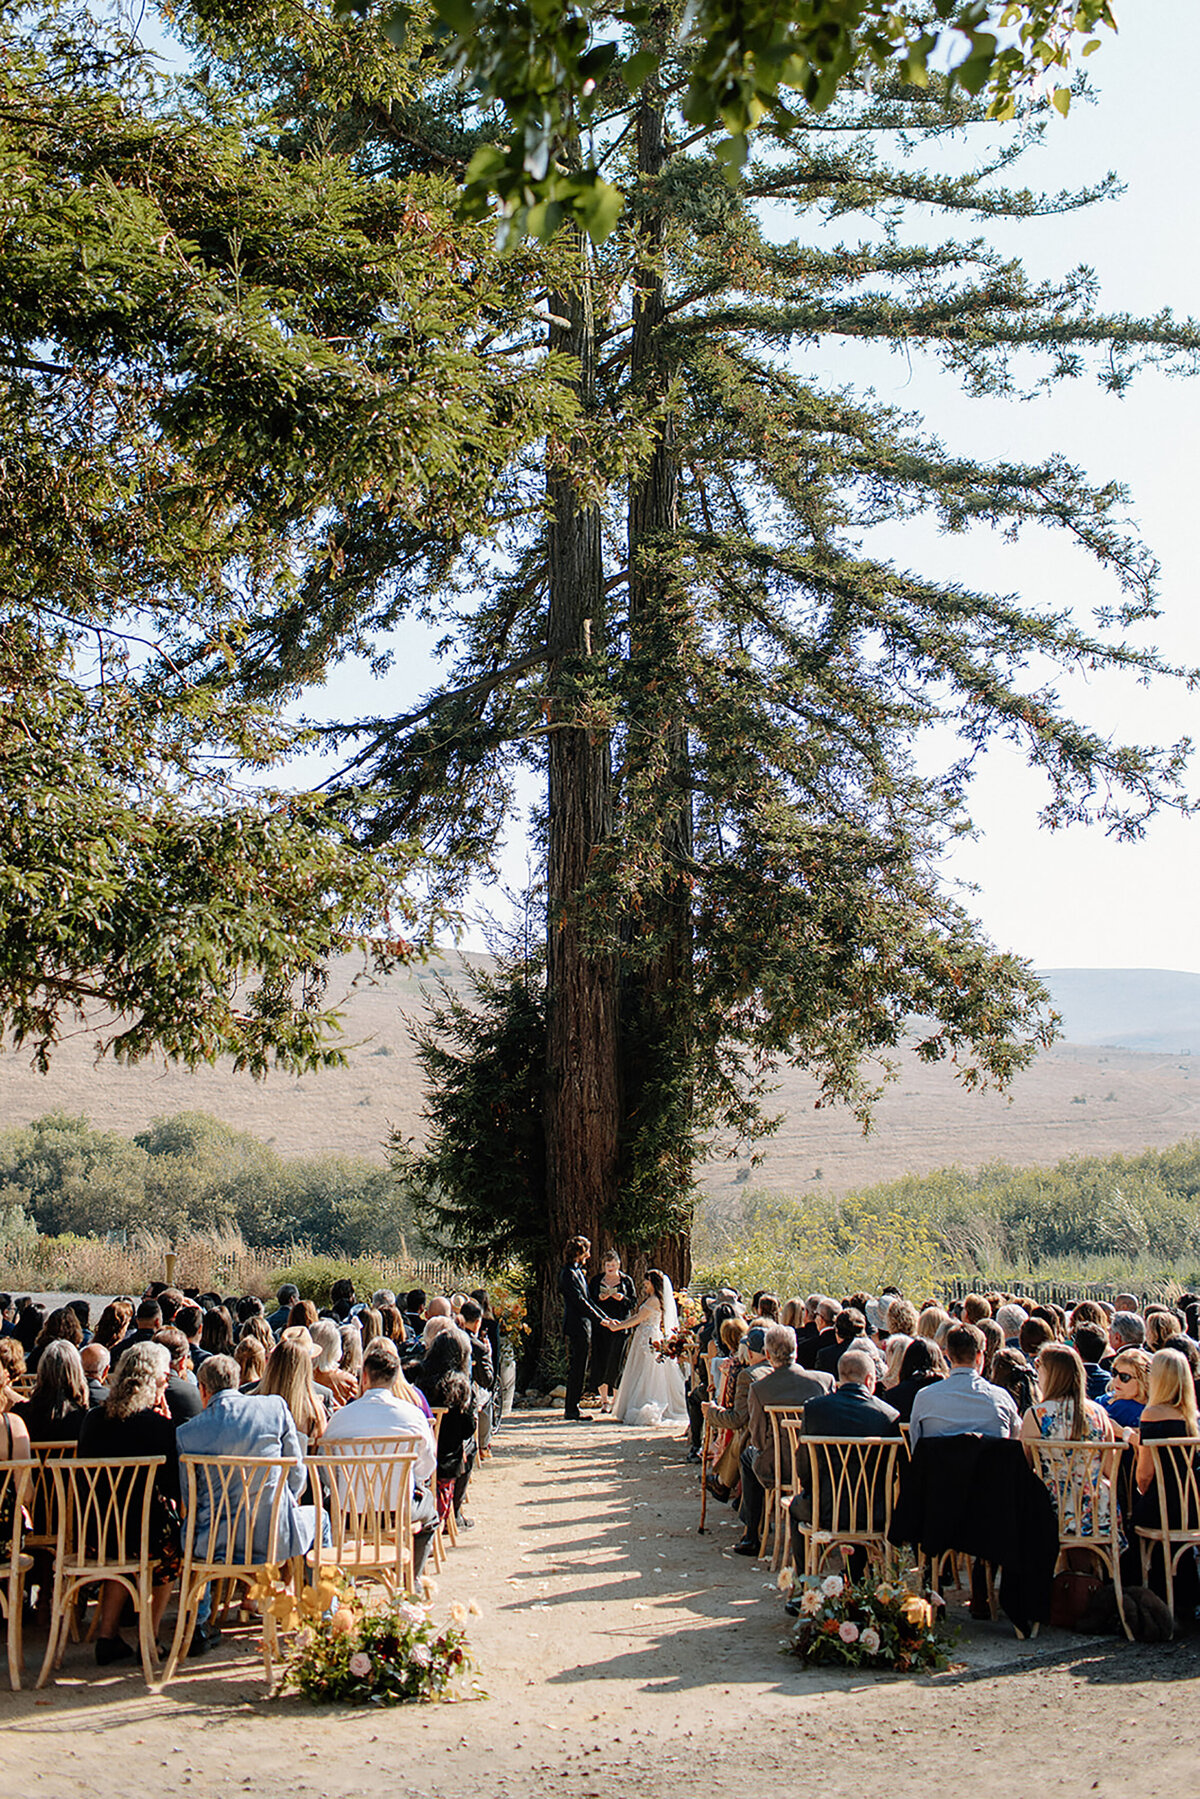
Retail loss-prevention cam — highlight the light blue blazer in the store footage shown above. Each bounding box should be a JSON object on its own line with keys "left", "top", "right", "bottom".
{"left": 176, "top": 1389, "right": 313, "bottom": 1561}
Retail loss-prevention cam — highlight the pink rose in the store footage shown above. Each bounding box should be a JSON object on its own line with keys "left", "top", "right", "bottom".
{"left": 838, "top": 1621, "right": 860, "bottom": 1644}
{"left": 348, "top": 1652, "right": 372, "bottom": 1678}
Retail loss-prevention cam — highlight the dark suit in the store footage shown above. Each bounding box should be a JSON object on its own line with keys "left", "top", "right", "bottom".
{"left": 559, "top": 1261, "right": 607, "bottom": 1418}
{"left": 797, "top": 1326, "right": 836, "bottom": 1372}
{"left": 788, "top": 1382, "right": 900, "bottom": 1574}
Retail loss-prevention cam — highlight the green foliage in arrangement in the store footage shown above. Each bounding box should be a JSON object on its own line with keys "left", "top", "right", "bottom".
{"left": 0, "top": 1111, "right": 428, "bottom": 1255}
{"left": 694, "top": 1139, "right": 1200, "bottom": 1295}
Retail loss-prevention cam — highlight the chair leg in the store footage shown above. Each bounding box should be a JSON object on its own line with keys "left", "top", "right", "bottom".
{"left": 36, "top": 1581, "right": 67, "bottom": 1690}
{"left": 136, "top": 1579, "right": 157, "bottom": 1688}
{"left": 6, "top": 1580, "right": 23, "bottom": 1691}
{"left": 1109, "top": 1548, "right": 1133, "bottom": 1642}
{"left": 160, "top": 1581, "right": 203, "bottom": 1687}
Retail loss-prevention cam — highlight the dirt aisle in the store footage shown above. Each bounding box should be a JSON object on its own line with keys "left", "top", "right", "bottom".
{"left": 3, "top": 1410, "right": 1198, "bottom": 1797}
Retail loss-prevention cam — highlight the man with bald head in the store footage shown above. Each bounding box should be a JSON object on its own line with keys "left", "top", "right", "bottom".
{"left": 80, "top": 1342, "right": 110, "bottom": 1407}
{"left": 785, "top": 1349, "right": 901, "bottom": 1584}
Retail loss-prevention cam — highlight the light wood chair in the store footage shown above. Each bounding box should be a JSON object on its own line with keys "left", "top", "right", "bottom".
{"left": 309, "top": 1442, "right": 420, "bottom": 1598}
{"left": 430, "top": 1407, "right": 457, "bottom": 1547}
{"left": 11, "top": 1374, "right": 37, "bottom": 1399}
{"left": 0, "top": 1460, "right": 33, "bottom": 1688}
{"left": 1133, "top": 1435, "right": 1200, "bottom": 1624}
{"left": 1027, "top": 1437, "right": 1131, "bottom": 1639}
{"left": 160, "top": 1454, "right": 311, "bottom": 1689}
{"left": 757, "top": 1406, "right": 806, "bottom": 1568}
{"left": 787, "top": 1435, "right": 904, "bottom": 1579}
{"left": 37, "top": 1456, "right": 165, "bottom": 1688}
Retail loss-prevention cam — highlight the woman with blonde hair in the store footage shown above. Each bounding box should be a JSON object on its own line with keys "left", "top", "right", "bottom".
{"left": 1101, "top": 1346, "right": 1151, "bottom": 1430}
{"left": 883, "top": 1333, "right": 913, "bottom": 1390}
{"left": 234, "top": 1337, "right": 266, "bottom": 1388}
{"left": 339, "top": 1323, "right": 364, "bottom": 1380}
{"left": 915, "top": 1305, "right": 950, "bottom": 1342}
{"left": 260, "top": 1340, "right": 326, "bottom": 1444}
{"left": 1131, "top": 1347, "right": 1200, "bottom": 1613}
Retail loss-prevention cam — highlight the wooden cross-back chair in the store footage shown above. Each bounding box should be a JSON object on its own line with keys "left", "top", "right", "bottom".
{"left": 1133, "top": 1436, "right": 1200, "bottom": 1624}
{"left": 11, "top": 1373, "right": 37, "bottom": 1398}
{"left": 1027, "top": 1437, "right": 1131, "bottom": 1639}
{"left": 783, "top": 1431, "right": 904, "bottom": 1579}
{"left": 309, "top": 1440, "right": 420, "bottom": 1598}
{"left": 756, "top": 1406, "right": 807, "bottom": 1568}
{"left": 430, "top": 1407, "right": 454, "bottom": 1549}
{"left": 160, "top": 1453, "right": 310, "bottom": 1689}
{"left": 24, "top": 1439, "right": 77, "bottom": 1562}
{"left": 0, "top": 1460, "right": 33, "bottom": 1689}
{"left": 38, "top": 1456, "right": 165, "bottom": 1688}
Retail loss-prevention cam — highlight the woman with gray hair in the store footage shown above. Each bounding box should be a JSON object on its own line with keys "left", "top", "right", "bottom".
{"left": 77, "top": 1342, "right": 180, "bottom": 1664}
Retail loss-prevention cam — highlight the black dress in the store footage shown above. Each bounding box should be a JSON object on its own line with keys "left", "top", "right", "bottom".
{"left": 589, "top": 1273, "right": 635, "bottom": 1391}
{"left": 1131, "top": 1415, "right": 1199, "bottom": 1616}
{"left": 76, "top": 1406, "right": 181, "bottom": 1581}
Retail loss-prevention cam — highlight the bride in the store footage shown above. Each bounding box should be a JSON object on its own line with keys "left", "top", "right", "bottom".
{"left": 610, "top": 1270, "right": 689, "bottom": 1427}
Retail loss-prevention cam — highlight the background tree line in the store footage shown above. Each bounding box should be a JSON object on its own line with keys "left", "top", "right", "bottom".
{"left": 0, "top": 1111, "right": 429, "bottom": 1256}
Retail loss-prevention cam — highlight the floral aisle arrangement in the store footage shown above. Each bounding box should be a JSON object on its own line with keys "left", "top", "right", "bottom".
{"left": 779, "top": 1572, "right": 951, "bottom": 1673}
{"left": 281, "top": 1587, "right": 483, "bottom": 1705}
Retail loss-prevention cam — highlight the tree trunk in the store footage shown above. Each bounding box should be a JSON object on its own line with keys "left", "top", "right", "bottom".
{"left": 543, "top": 239, "right": 621, "bottom": 1340}
{"left": 622, "top": 87, "right": 694, "bottom": 1290}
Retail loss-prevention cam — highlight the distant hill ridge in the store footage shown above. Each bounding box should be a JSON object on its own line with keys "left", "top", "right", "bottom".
{"left": 3, "top": 961, "right": 1200, "bottom": 1196}
{"left": 1039, "top": 968, "right": 1200, "bottom": 1056}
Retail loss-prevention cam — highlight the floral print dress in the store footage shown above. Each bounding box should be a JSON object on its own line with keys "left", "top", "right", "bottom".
{"left": 1030, "top": 1398, "right": 1113, "bottom": 1538}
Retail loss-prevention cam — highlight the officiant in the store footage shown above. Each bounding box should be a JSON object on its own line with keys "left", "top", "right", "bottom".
{"left": 589, "top": 1251, "right": 635, "bottom": 1414}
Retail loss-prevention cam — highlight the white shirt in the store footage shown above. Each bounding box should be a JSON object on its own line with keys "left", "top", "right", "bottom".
{"left": 320, "top": 1388, "right": 436, "bottom": 1486}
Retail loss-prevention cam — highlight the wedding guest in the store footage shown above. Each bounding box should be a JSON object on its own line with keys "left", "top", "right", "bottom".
{"left": 908, "top": 1323, "right": 1020, "bottom": 1445}
{"left": 1100, "top": 1347, "right": 1150, "bottom": 1428}
{"left": 415, "top": 1329, "right": 478, "bottom": 1527}
{"left": 321, "top": 1337, "right": 439, "bottom": 1578}
{"left": 887, "top": 1337, "right": 947, "bottom": 1423}
{"left": 259, "top": 1339, "right": 327, "bottom": 1446}
{"left": 77, "top": 1342, "right": 180, "bottom": 1664}
{"left": 737, "top": 1325, "right": 833, "bottom": 1552}
{"left": 13, "top": 1341, "right": 89, "bottom": 1443}
{"left": 80, "top": 1342, "right": 111, "bottom": 1408}
{"left": 27, "top": 1306, "right": 84, "bottom": 1375}
{"left": 153, "top": 1328, "right": 203, "bottom": 1425}
{"left": 199, "top": 1306, "right": 235, "bottom": 1357}
{"left": 266, "top": 1285, "right": 300, "bottom": 1336}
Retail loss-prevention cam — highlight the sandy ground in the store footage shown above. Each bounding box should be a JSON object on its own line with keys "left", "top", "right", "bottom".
{"left": 3, "top": 1410, "right": 1199, "bottom": 1798}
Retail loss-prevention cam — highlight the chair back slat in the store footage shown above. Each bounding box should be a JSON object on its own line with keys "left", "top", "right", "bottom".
{"left": 1026, "top": 1438, "right": 1120, "bottom": 1550}
{"left": 179, "top": 1454, "right": 304, "bottom": 1575}
{"left": 1143, "top": 1436, "right": 1200, "bottom": 1539}
{"left": 0, "top": 1460, "right": 32, "bottom": 1582}
{"left": 51, "top": 1456, "right": 164, "bottom": 1578}
{"left": 311, "top": 1443, "right": 420, "bottom": 1591}
{"left": 25, "top": 1440, "right": 76, "bottom": 1548}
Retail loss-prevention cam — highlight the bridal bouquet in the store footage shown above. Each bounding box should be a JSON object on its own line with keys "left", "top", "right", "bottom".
{"left": 282, "top": 1588, "right": 482, "bottom": 1705}
{"left": 780, "top": 1572, "right": 951, "bottom": 1673}
{"left": 655, "top": 1325, "right": 698, "bottom": 1364}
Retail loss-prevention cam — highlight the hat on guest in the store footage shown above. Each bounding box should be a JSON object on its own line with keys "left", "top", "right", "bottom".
{"left": 746, "top": 1326, "right": 767, "bottom": 1353}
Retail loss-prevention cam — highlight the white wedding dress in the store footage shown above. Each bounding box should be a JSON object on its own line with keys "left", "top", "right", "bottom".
{"left": 612, "top": 1282, "right": 689, "bottom": 1428}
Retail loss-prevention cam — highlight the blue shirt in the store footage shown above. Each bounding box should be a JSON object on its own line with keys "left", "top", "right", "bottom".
{"left": 908, "top": 1366, "right": 1021, "bottom": 1446}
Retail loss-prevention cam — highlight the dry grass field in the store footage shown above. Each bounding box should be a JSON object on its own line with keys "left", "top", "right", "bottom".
{"left": 2, "top": 952, "right": 1199, "bottom": 1198}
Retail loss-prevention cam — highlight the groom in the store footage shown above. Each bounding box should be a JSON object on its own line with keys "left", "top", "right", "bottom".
{"left": 558, "top": 1235, "right": 614, "bottom": 1423}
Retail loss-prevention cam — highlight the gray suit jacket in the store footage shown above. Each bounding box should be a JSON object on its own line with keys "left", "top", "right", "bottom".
{"left": 748, "top": 1363, "right": 835, "bottom": 1485}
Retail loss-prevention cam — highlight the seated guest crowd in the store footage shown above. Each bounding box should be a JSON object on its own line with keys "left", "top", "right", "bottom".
{"left": 692, "top": 1284, "right": 1200, "bottom": 1626}
{"left": 0, "top": 1280, "right": 504, "bottom": 1666}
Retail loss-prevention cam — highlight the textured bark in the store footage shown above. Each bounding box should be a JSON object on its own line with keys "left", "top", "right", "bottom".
{"left": 543, "top": 245, "right": 621, "bottom": 1327}
{"left": 622, "top": 91, "right": 694, "bottom": 1290}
